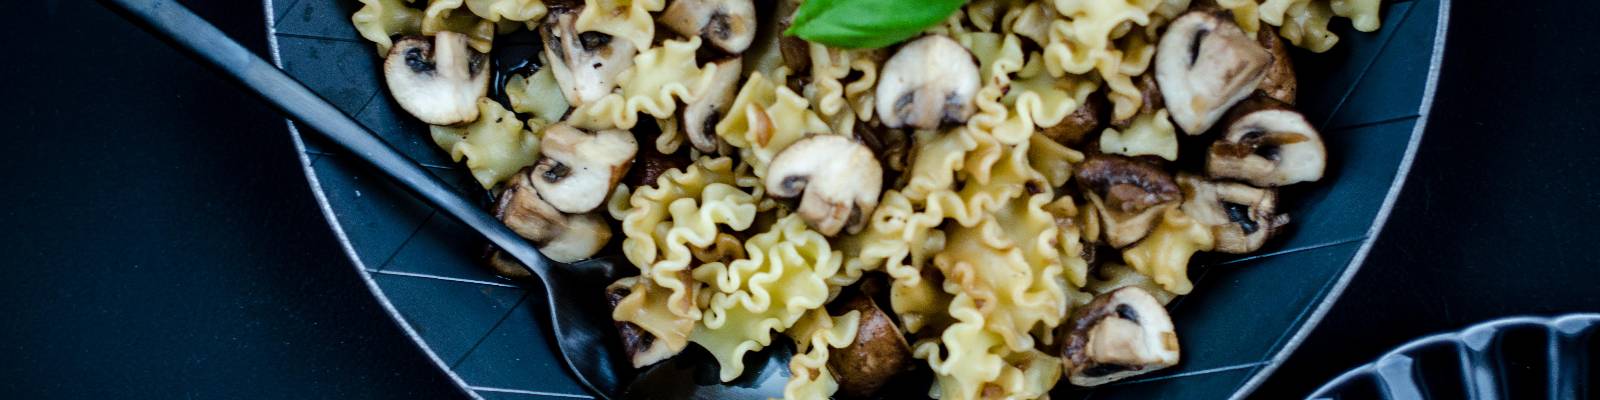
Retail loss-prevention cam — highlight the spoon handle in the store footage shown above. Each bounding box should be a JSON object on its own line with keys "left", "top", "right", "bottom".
{"left": 97, "top": 0, "right": 557, "bottom": 282}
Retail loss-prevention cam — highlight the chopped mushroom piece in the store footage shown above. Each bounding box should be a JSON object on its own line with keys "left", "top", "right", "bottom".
{"left": 383, "top": 32, "right": 490, "bottom": 125}
{"left": 1178, "top": 173, "right": 1290, "bottom": 253}
{"left": 875, "top": 35, "right": 981, "bottom": 130}
{"left": 1256, "top": 29, "right": 1298, "bottom": 105}
{"left": 1074, "top": 154, "right": 1182, "bottom": 248}
{"left": 681, "top": 57, "right": 743, "bottom": 153}
{"left": 1042, "top": 90, "right": 1107, "bottom": 147}
{"left": 1154, "top": 11, "right": 1272, "bottom": 134}
{"left": 493, "top": 167, "right": 613, "bottom": 263}
{"left": 1060, "top": 287, "right": 1180, "bottom": 387}
{"left": 765, "top": 135, "right": 884, "bottom": 236}
{"left": 660, "top": 0, "right": 757, "bottom": 54}
{"left": 541, "top": 8, "right": 637, "bottom": 107}
{"left": 1206, "top": 97, "right": 1326, "bottom": 186}
{"left": 826, "top": 288, "right": 914, "bottom": 398}
{"left": 531, "top": 124, "right": 639, "bottom": 213}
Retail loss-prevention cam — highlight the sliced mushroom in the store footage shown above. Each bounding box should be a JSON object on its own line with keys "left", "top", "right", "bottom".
{"left": 1154, "top": 11, "right": 1271, "bottom": 134}
{"left": 875, "top": 35, "right": 981, "bottom": 130}
{"left": 765, "top": 135, "right": 883, "bottom": 236}
{"left": 826, "top": 288, "right": 914, "bottom": 398}
{"left": 682, "top": 57, "right": 743, "bottom": 153}
{"left": 624, "top": 128, "right": 691, "bottom": 189}
{"left": 493, "top": 167, "right": 613, "bottom": 263}
{"left": 776, "top": 0, "right": 810, "bottom": 73}
{"left": 531, "top": 124, "right": 638, "bottom": 213}
{"left": 1074, "top": 154, "right": 1181, "bottom": 248}
{"left": 1206, "top": 97, "right": 1326, "bottom": 186}
{"left": 1060, "top": 287, "right": 1180, "bottom": 387}
{"left": 660, "top": 0, "right": 757, "bottom": 54}
{"left": 605, "top": 280, "right": 676, "bottom": 367}
{"left": 541, "top": 8, "right": 637, "bottom": 107}
{"left": 1042, "top": 90, "right": 1107, "bottom": 147}
{"left": 383, "top": 32, "right": 490, "bottom": 125}
{"left": 1256, "top": 28, "right": 1297, "bottom": 105}
{"left": 1178, "top": 173, "right": 1289, "bottom": 254}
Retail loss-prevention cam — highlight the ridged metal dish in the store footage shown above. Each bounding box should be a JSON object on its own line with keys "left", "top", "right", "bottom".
{"left": 1309, "top": 314, "right": 1599, "bottom": 400}
{"left": 263, "top": 0, "right": 1450, "bottom": 398}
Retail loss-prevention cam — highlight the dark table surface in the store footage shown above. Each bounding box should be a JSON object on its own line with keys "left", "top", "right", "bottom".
{"left": 2, "top": 0, "right": 1596, "bottom": 398}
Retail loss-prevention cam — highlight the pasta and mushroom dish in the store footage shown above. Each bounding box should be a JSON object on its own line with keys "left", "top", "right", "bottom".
{"left": 349, "top": 0, "right": 1382, "bottom": 397}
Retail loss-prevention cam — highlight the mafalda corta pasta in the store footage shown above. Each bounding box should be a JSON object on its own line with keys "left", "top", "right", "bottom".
{"left": 352, "top": 0, "right": 1380, "bottom": 397}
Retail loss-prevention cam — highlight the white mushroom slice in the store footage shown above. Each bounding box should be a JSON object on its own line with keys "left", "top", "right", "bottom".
{"left": 1206, "top": 97, "right": 1326, "bottom": 186}
{"left": 1074, "top": 154, "right": 1182, "bottom": 248}
{"left": 765, "top": 135, "right": 883, "bottom": 236}
{"left": 383, "top": 32, "right": 490, "bottom": 125}
{"left": 1178, "top": 173, "right": 1290, "bottom": 254}
{"left": 1060, "top": 287, "right": 1180, "bottom": 387}
{"left": 660, "top": 0, "right": 757, "bottom": 54}
{"left": 531, "top": 124, "right": 638, "bottom": 213}
{"left": 541, "top": 8, "right": 637, "bottom": 107}
{"left": 682, "top": 57, "right": 743, "bottom": 153}
{"left": 1155, "top": 11, "right": 1272, "bottom": 134}
{"left": 875, "top": 35, "right": 980, "bottom": 130}
{"left": 493, "top": 167, "right": 613, "bottom": 263}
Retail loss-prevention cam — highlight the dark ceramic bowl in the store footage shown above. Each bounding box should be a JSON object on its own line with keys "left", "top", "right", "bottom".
{"left": 263, "top": 0, "right": 1449, "bottom": 398}
{"left": 1310, "top": 314, "right": 1600, "bottom": 400}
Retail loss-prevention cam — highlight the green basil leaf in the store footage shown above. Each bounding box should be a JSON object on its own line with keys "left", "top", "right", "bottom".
{"left": 784, "top": 0, "right": 967, "bottom": 49}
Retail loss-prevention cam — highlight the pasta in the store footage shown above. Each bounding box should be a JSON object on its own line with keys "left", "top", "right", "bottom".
{"left": 428, "top": 98, "right": 541, "bottom": 188}
{"left": 348, "top": 0, "right": 1384, "bottom": 395}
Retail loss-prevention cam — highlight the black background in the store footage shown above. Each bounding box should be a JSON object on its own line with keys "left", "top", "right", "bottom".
{"left": 1, "top": 0, "right": 1595, "bottom": 398}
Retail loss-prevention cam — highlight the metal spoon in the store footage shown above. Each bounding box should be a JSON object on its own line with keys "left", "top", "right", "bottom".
{"left": 96, "top": 0, "right": 787, "bottom": 398}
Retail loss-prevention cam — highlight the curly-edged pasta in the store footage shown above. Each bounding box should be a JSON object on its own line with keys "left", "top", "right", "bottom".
{"left": 1086, "top": 263, "right": 1178, "bottom": 305}
{"left": 782, "top": 309, "right": 861, "bottom": 400}
{"left": 574, "top": 0, "right": 664, "bottom": 51}
{"left": 504, "top": 64, "right": 569, "bottom": 123}
{"left": 610, "top": 276, "right": 696, "bottom": 365}
{"left": 351, "top": 0, "right": 423, "bottom": 54}
{"left": 428, "top": 98, "right": 541, "bottom": 188}
{"left": 1040, "top": 0, "right": 1166, "bottom": 121}
{"left": 690, "top": 214, "right": 845, "bottom": 381}
{"left": 421, "top": 0, "right": 498, "bottom": 53}
{"left": 620, "top": 156, "right": 760, "bottom": 319}
{"left": 914, "top": 295, "right": 1062, "bottom": 400}
{"left": 464, "top": 0, "right": 547, "bottom": 23}
{"left": 1100, "top": 108, "right": 1179, "bottom": 161}
{"left": 566, "top": 38, "right": 722, "bottom": 130}
{"left": 713, "top": 71, "right": 831, "bottom": 180}
{"left": 1123, "top": 207, "right": 1215, "bottom": 295}
{"left": 1332, "top": 0, "right": 1383, "bottom": 32}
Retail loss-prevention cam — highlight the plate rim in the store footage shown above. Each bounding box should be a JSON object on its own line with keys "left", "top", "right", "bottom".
{"left": 262, "top": 0, "right": 1452, "bottom": 398}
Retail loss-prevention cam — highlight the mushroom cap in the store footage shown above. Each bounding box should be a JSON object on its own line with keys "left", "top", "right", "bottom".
{"left": 383, "top": 32, "right": 490, "bottom": 125}
{"left": 874, "top": 35, "right": 981, "bottom": 130}
{"left": 1074, "top": 154, "right": 1181, "bottom": 248}
{"left": 660, "top": 0, "right": 758, "bottom": 54}
{"left": 826, "top": 288, "right": 914, "bottom": 398}
{"left": 1206, "top": 97, "right": 1326, "bottom": 186}
{"left": 531, "top": 124, "right": 638, "bottom": 214}
{"left": 681, "top": 57, "right": 743, "bottom": 153}
{"left": 1060, "top": 287, "right": 1180, "bottom": 387}
{"left": 1155, "top": 11, "right": 1272, "bottom": 135}
{"left": 764, "top": 135, "right": 884, "bottom": 236}
{"left": 1256, "top": 28, "right": 1298, "bottom": 105}
{"left": 1178, "top": 173, "right": 1290, "bottom": 254}
{"left": 541, "top": 9, "right": 637, "bottom": 107}
{"left": 492, "top": 167, "right": 612, "bottom": 263}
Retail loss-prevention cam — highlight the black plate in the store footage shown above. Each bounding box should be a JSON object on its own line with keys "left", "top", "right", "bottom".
{"left": 263, "top": 0, "right": 1449, "bottom": 398}
{"left": 1309, "top": 314, "right": 1600, "bottom": 400}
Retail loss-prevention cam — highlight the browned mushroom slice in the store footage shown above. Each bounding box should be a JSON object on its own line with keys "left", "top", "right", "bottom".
{"left": 826, "top": 288, "right": 914, "bottom": 398}
{"left": 1042, "top": 90, "right": 1108, "bottom": 147}
{"left": 541, "top": 8, "right": 637, "bottom": 107}
{"left": 1206, "top": 97, "right": 1326, "bottom": 186}
{"left": 765, "top": 135, "right": 884, "bottom": 236}
{"left": 681, "top": 57, "right": 743, "bottom": 153}
{"left": 1178, "top": 173, "right": 1290, "bottom": 253}
{"left": 1074, "top": 154, "right": 1182, "bottom": 248}
{"left": 531, "top": 124, "right": 638, "bottom": 213}
{"left": 605, "top": 279, "right": 675, "bottom": 367}
{"left": 493, "top": 167, "right": 613, "bottom": 263}
{"left": 1256, "top": 28, "right": 1297, "bottom": 105}
{"left": 875, "top": 35, "right": 981, "bottom": 130}
{"left": 383, "top": 32, "right": 490, "bottom": 125}
{"left": 660, "top": 0, "right": 757, "bottom": 54}
{"left": 1060, "top": 287, "right": 1180, "bottom": 387}
{"left": 1154, "top": 11, "right": 1271, "bottom": 135}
